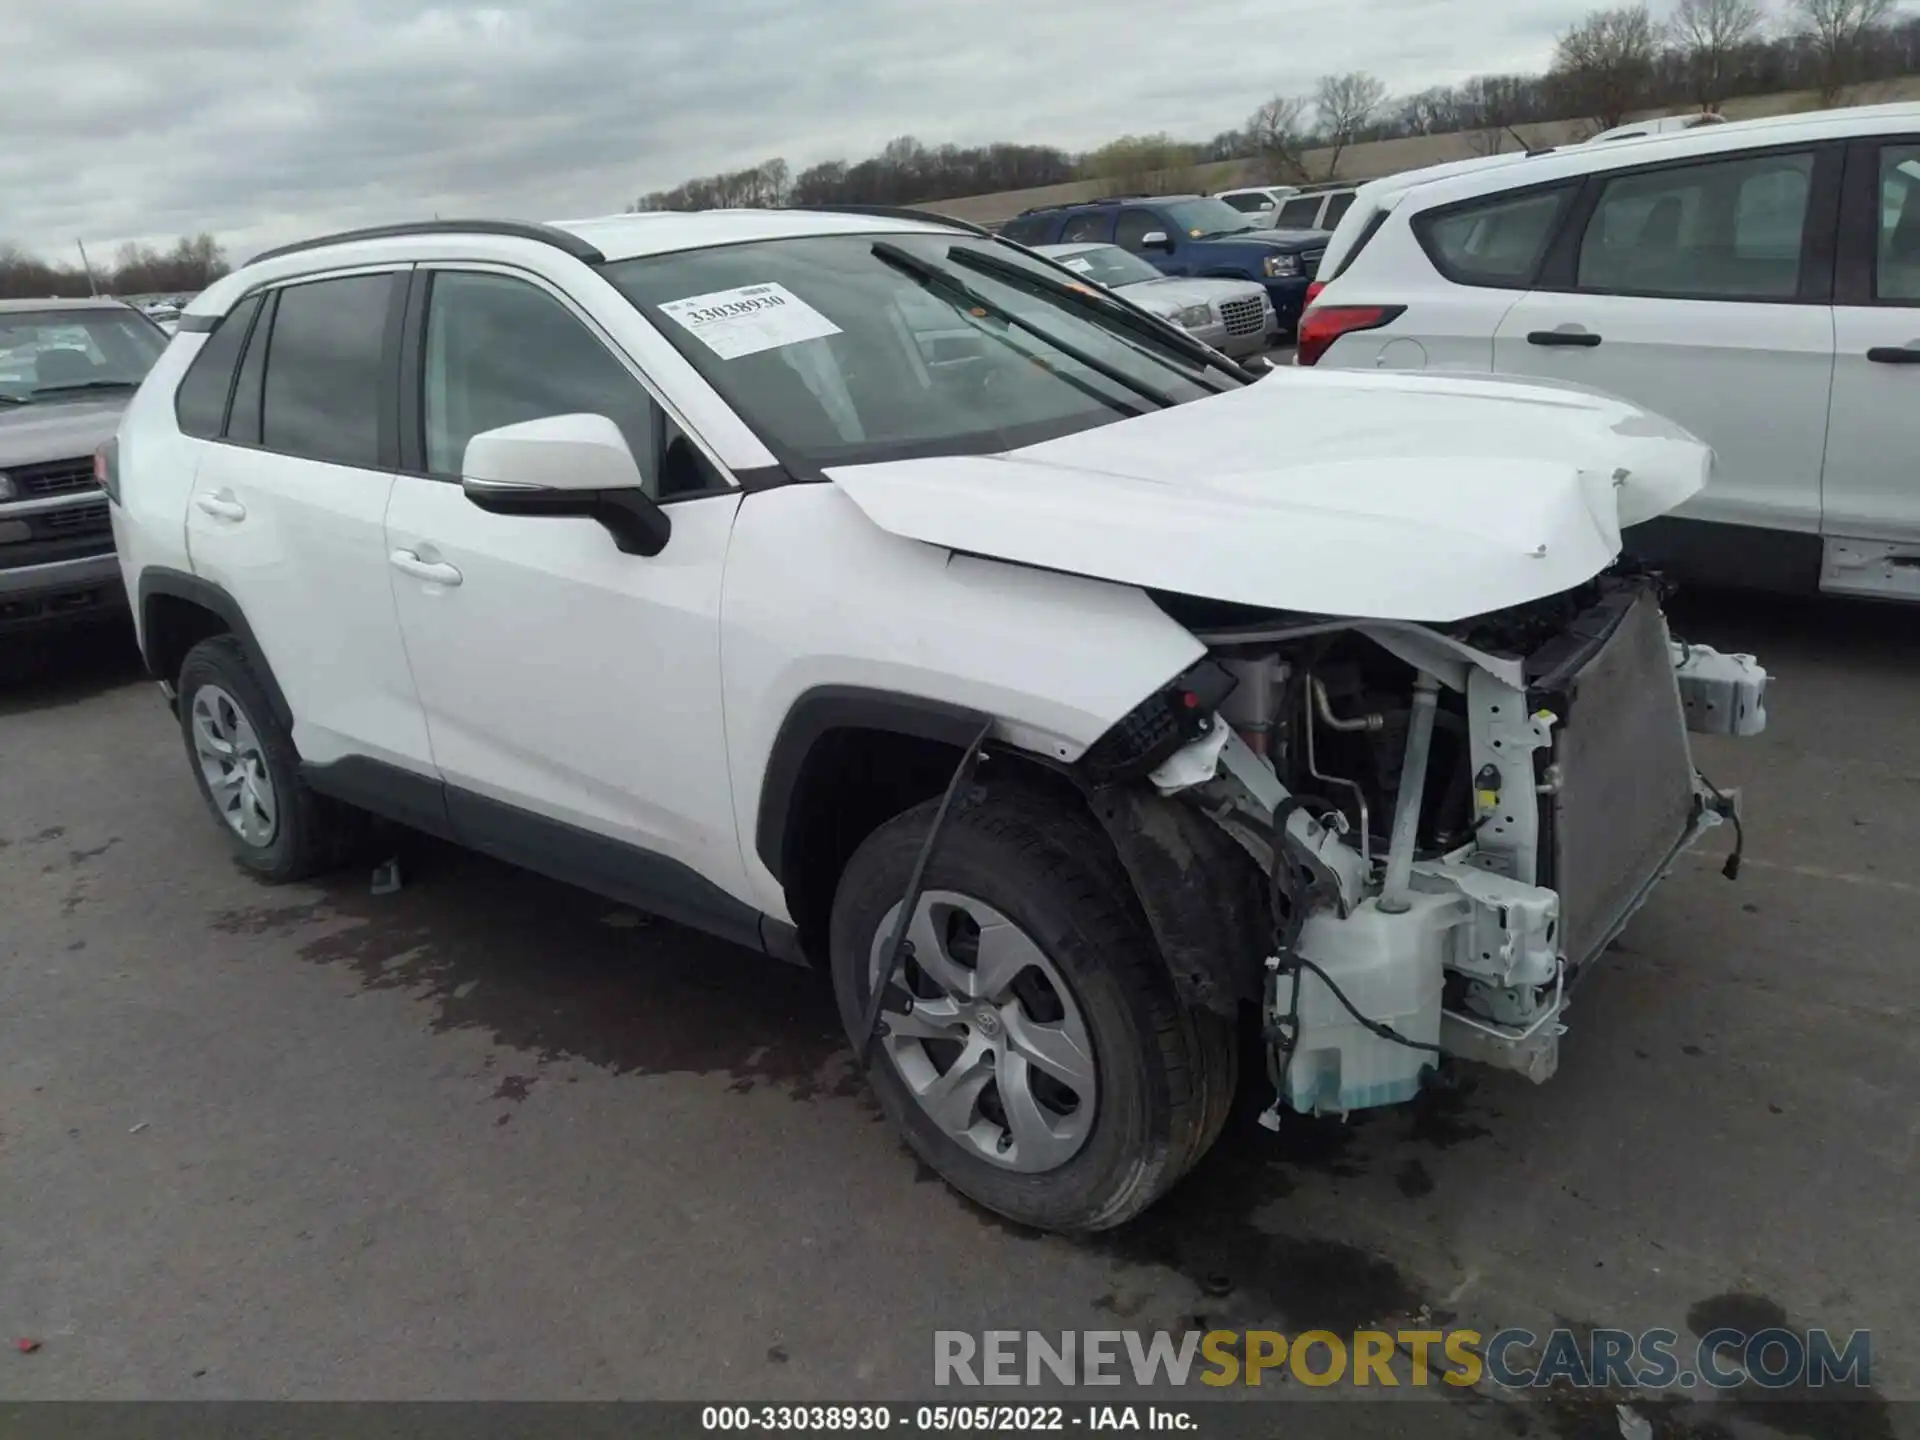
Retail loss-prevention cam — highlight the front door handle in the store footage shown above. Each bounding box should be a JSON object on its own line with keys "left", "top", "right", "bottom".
{"left": 389, "top": 549, "right": 463, "bottom": 586}
{"left": 193, "top": 491, "right": 246, "bottom": 521}
{"left": 1527, "top": 328, "right": 1603, "bottom": 348}
{"left": 1866, "top": 345, "right": 1920, "bottom": 364}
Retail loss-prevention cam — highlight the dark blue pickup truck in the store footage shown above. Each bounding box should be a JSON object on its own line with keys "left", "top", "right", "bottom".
{"left": 1000, "top": 195, "right": 1330, "bottom": 334}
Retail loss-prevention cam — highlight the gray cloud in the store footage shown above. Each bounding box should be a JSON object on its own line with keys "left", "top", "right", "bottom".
{"left": 8, "top": 0, "right": 1581, "bottom": 262}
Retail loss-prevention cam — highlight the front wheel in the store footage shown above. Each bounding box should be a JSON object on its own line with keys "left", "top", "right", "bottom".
{"left": 829, "top": 787, "right": 1235, "bottom": 1232}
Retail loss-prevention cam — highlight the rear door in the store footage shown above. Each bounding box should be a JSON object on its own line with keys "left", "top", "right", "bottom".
{"left": 1492, "top": 143, "right": 1839, "bottom": 536}
{"left": 185, "top": 267, "right": 435, "bottom": 774}
{"left": 1820, "top": 134, "right": 1920, "bottom": 597}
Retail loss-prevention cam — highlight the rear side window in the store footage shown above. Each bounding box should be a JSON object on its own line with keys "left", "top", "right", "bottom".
{"left": 1276, "top": 197, "right": 1321, "bottom": 227}
{"left": 1418, "top": 186, "right": 1573, "bottom": 288}
{"left": 1576, "top": 150, "right": 1814, "bottom": 299}
{"left": 998, "top": 215, "right": 1051, "bottom": 245}
{"left": 173, "top": 294, "right": 261, "bottom": 439}
{"left": 1322, "top": 193, "right": 1356, "bottom": 228}
{"left": 261, "top": 274, "right": 394, "bottom": 468}
{"left": 1059, "top": 211, "right": 1112, "bottom": 243}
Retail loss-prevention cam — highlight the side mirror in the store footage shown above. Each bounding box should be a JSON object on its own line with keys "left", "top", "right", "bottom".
{"left": 460, "top": 413, "right": 671, "bottom": 558}
{"left": 1139, "top": 231, "right": 1173, "bottom": 251}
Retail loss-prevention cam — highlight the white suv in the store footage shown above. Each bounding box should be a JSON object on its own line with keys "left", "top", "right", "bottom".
{"left": 109, "top": 207, "right": 1766, "bottom": 1231}
{"left": 1302, "top": 102, "right": 1920, "bottom": 603}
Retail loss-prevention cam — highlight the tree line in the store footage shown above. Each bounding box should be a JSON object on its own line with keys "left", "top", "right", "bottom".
{"left": 631, "top": 0, "right": 1917, "bottom": 210}
{"left": 0, "top": 234, "right": 230, "bottom": 301}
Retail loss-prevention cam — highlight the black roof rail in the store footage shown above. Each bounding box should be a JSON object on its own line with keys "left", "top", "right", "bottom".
{"left": 784, "top": 203, "right": 992, "bottom": 237}
{"left": 248, "top": 219, "right": 604, "bottom": 267}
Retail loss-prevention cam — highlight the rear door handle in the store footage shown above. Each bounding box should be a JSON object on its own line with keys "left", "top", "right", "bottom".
{"left": 1527, "top": 329, "right": 1602, "bottom": 348}
{"left": 389, "top": 549, "right": 463, "bottom": 586}
{"left": 193, "top": 491, "right": 246, "bottom": 521}
{"left": 1866, "top": 345, "right": 1920, "bottom": 364}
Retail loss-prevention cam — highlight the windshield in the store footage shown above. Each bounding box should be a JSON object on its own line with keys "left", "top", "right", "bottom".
{"left": 1045, "top": 245, "right": 1165, "bottom": 288}
{"left": 1160, "top": 198, "right": 1260, "bottom": 239}
{"left": 605, "top": 233, "right": 1230, "bottom": 470}
{"left": 0, "top": 307, "right": 167, "bottom": 404}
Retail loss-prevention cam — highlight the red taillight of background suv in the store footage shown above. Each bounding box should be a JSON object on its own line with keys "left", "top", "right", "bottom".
{"left": 1294, "top": 304, "right": 1406, "bottom": 368}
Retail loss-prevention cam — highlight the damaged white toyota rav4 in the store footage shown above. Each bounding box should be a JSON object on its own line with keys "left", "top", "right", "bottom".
{"left": 110, "top": 208, "right": 1769, "bottom": 1231}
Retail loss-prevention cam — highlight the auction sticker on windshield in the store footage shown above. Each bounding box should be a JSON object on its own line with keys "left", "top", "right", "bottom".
{"left": 658, "top": 283, "right": 842, "bottom": 360}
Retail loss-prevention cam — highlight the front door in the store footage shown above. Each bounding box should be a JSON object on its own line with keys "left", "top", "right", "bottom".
{"left": 381, "top": 267, "right": 754, "bottom": 923}
{"left": 1494, "top": 144, "right": 1837, "bottom": 540}
{"left": 1821, "top": 134, "right": 1920, "bottom": 598}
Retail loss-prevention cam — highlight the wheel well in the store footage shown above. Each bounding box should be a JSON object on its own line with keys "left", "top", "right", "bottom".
{"left": 143, "top": 592, "right": 230, "bottom": 685}
{"left": 777, "top": 727, "right": 1084, "bottom": 964}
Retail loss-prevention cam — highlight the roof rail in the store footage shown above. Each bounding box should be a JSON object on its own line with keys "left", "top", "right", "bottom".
{"left": 784, "top": 203, "right": 992, "bottom": 237}
{"left": 248, "top": 219, "right": 605, "bottom": 267}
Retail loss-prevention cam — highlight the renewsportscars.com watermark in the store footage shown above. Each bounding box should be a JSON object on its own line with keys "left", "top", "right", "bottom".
{"left": 934, "top": 1327, "right": 1873, "bottom": 1391}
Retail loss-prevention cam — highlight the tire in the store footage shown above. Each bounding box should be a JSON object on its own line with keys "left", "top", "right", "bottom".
{"left": 175, "top": 635, "right": 365, "bottom": 882}
{"left": 829, "top": 785, "right": 1237, "bottom": 1232}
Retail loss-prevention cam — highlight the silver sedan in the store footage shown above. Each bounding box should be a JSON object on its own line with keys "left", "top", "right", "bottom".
{"left": 1033, "top": 242, "right": 1279, "bottom": 359}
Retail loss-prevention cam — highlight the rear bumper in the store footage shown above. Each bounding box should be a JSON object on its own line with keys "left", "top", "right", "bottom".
{"left": 0, "top": 552, "right": 127, "bottom": 633}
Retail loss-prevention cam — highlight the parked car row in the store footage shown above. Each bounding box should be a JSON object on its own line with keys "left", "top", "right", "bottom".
{"left": 998, "top": 194, "right": 1330, "bottom": 334}
{"left": 1301, "top": 99, "right": 1920, "bottom": 602}
{"left": 0, "top": 297, "right": 170, "bottom": 633}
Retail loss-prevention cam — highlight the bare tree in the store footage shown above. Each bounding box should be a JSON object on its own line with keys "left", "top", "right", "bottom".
{"left": 1243, "top": 95, "right": 1312, "bottom": 182}
{"left": 1314, "top": 72, "right": 1388, "bottom": 179}
{"left": 1794, "top": 0, "right": 1898, "bottom": 101}
{"left": 1672, "top": 0, "right": 1768, "bottom": 104}
{"left": 1550, "top": 5, "right": 1661, "bottom": 131}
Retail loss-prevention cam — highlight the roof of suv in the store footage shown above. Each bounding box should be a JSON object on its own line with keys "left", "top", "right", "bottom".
{"left": 187, "top": 208, "right": 976, "bottom": 322}
{"left": 0, "top": 296, "right": 138, "bottom": 314}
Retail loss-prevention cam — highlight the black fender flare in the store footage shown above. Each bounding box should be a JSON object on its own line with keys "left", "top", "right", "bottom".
{"left": 754, "top": 685, "right": 988, "bottom": 886}
{"left": 136, "top": 568, "right": 293, "bottom": 732}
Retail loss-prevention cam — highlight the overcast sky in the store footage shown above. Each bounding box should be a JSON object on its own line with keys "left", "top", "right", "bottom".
{"left": 9, "top": 0, "right": 1589, "bottom": 264}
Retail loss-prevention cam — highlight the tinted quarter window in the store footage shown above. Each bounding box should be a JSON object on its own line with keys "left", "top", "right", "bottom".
{"left": 1577, "top": 150, "right": 1814, "bottom": 299}
{"left": 1876, "top": 143, "right": 1920, "bottom": 303}
{"left": 174, "top": 293, "right": 260, "bottom": 439}
{"left": 1276, "top": 197, "right": 1321, "bottom": 227}
{"left": 1114, "top": 209, "right": 1162, "bottom": 249}
{"left": 261, "top": 274, "right": 394, "bottom": 467}
{"left": 227, "top": 293, "right": 273, "bottom": 446}
{"left": 1059, "top": 212, "right": 1113, "bottom": 243}
{"left": 1222, "top": 193, "right": 1267, "bottom": 213}
{"left": 1420, "top": 187, "right": 1571, "bottom": 287}
{"left": 998, "top": 215, "right": 1051, "bottom": 245}
{"left": 1322, "top": 193, "right": 1356, "bottom": 227}
{"left": 423, "top": 271, "right": 658, "bottom": 482}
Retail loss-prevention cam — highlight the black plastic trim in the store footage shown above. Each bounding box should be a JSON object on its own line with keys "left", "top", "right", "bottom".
{"left": 395, "top": 267, "right": 429, "bottom": 474}
{"left": 249, "top": 220, "right": 604, "bottom": 267}
{"left": 135, "top": 568, "right": 293, "bottom": 731}
{"left": 446, "top": 786, "right": 771, "bottom": 953}
{"left": 177, "top": 313, "right": 220, "bottom": 334}
{"left": 754, "top": 687, "right": 991, "bottom": 884}
{"left": 1622, "top": 515, "right": 1823, "bottom": 594}
{"left": 300, "top": 755, "right": 453, "bottom": 838}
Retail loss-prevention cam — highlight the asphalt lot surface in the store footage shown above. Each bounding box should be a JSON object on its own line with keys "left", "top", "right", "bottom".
{"left": 2, "top": 590, "right": 1915, "bottom": 1437}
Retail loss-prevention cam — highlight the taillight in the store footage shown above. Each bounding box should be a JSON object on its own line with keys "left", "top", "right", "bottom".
{"left": 95, "top": 439, "right": 120, "bottom": 505}
{"left": 1294, "top": 304, "right": 1406, "bottom": 367}
{"left": 1304, "top": 280, "right": 1327, "bottom": 307}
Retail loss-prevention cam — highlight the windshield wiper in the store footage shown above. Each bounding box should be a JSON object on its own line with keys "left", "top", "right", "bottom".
{"left": 31, "top": 379, "right": 141, "bottom": 396}
{"left": 871, "top": 241, "right": 1181, "bottom": 413}
{"left": 950, "top": 246, "right": 1253, "bottom": 385}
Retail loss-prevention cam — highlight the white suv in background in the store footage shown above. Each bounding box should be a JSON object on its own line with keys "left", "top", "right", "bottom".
{"left": 1301, "top": 102, "right": 1920, "bottom": 603}
{"left": 109, "top": 207, "right": 1763, "bottom": 1232}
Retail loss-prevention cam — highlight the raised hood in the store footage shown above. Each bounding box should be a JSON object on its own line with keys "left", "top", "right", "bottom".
{"left": 825, "top": 368, "right": 1711, "bottom": 623}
